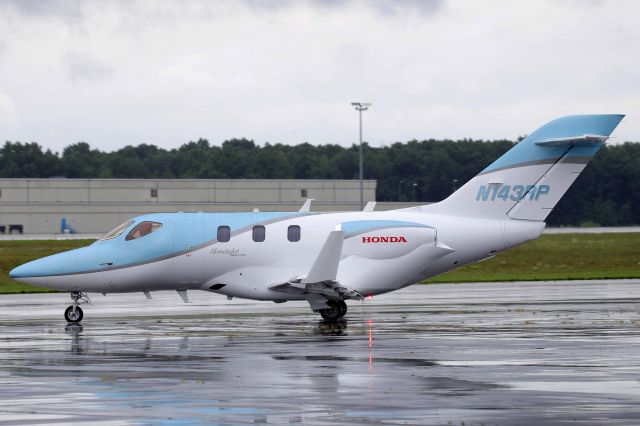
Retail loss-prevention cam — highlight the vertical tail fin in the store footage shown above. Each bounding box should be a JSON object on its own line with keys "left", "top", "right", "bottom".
{"left": 422, "top": 114, "right": 625, "bottom": 220}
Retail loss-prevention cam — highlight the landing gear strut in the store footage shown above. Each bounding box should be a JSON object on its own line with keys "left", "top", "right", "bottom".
{"left": 65, "top": 291, "right": 89, "bottom": 323}
{"left": 319, "top": 300, "right": 347, "bottom": 322}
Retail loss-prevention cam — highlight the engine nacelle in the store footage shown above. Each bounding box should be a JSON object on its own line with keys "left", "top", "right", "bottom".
{"left": 341, "top": 220, "right": 437, "bottom": 260}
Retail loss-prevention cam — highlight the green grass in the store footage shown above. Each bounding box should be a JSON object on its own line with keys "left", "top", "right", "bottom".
{"left": 425, "top": 233, "right": 640, "bottom": 283}
{"left": 0, "top": 234, "right": 638, "bottom": 294}
{"left": 0, "top": 240, "right": 94, "bottom": 293}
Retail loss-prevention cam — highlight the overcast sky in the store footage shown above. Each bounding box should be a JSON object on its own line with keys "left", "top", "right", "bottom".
{"left": 0, "top": 0, "right": 638, "bottom": 152}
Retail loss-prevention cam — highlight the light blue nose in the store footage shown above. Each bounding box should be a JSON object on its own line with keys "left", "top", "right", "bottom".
{"left": 10, "top": 256, "right": 60, "bottom": 279}
{"left": 9, "top": 248, "right": 86, "bottom": 279}
{"left": 9, "top": 245, "right": 118, "bottom": 280}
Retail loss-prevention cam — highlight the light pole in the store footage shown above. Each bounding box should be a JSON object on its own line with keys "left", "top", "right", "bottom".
{"left": 351, "top": 102, "right": 371, "bottom": 210}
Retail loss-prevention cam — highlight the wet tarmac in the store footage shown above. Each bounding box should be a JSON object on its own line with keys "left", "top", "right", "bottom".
{"left": 1, "top": 280, "right": 640, "bottom": 425}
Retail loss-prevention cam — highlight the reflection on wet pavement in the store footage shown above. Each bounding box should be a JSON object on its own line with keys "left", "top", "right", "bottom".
{"left": 1, "top": 280, "right": 640, "bottom": 424}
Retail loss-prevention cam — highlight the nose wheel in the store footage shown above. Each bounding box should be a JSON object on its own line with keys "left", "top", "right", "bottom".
{"left": 65, "top": 291, "right": 90, "bottom": 324}
{"left": 319, "top": 300, "right": 347, "bottom": 322}
{"left": 64, "top": 305, "right": 83, "bottom": 323}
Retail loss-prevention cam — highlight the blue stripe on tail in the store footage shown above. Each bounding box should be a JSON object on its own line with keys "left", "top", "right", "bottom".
{"left": 481, "top": 114, "right": 624, "bottom": 174}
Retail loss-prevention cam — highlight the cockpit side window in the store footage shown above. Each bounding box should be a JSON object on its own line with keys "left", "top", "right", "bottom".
{"left": 100, "top": 220, "right": 134, "bottom": 241}
{"left": 125, "top": 221, "right": 163, "bottom": 241}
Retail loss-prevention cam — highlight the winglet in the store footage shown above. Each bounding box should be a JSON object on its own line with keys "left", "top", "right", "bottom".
{"left": 302, "top": 230, "right": 344, "bottom": 283}
{"left": 299, "top": 199, "right": 315, "bottom": 212}
{"left": 363, "top": 201, "right": 376, "bottom": 212}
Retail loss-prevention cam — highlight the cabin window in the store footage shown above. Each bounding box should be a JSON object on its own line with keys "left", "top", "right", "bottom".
{"left": 252, "top": 225, "right": 265, "bottom": 242}
{"left": 150, "top": 189, "right": 158, "bottom": 198}
{"left": 125, "top": 221, "right": 163, "bottom": 241}
{"left": 100, "top": 220, "right": 134, "bottom": 240}
{"left": 217, "top": 226, "right": 230, "bottom": 242}
{"left": 287, "top": 225, "right": 301, "bottom": 242}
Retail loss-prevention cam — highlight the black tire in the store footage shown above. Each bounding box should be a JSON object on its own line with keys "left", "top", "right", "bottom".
{"left": 64, "top": 305, "right": 83, "bottom": 323}
{"left": 319, "top": 301, "right": 341, "bottom": 322}
{"left": 338, "top": 301, "right": 347, "bottom": 318}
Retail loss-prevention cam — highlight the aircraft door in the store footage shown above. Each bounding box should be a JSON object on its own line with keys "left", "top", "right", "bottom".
{"left": 173, "top": 218, "right": 204, "bottom": 286}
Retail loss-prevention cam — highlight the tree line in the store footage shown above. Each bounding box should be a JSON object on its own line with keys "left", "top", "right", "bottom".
{"left": 1, "top": 138, "right": 638, "bottom": 226}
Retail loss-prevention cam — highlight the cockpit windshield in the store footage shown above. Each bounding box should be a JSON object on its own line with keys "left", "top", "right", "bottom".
{"left": 125, "top": 221, "right": 163, "bottom": 241}
{"left": 100, "top": 220, "right": 134, "bottom": 241}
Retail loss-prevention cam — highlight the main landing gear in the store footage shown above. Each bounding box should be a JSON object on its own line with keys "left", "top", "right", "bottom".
{"left": 319, "top": 300, "right": 347, "bottom": 322}
{"left": 65, "top": 291, "right": 89, "bottom": 323}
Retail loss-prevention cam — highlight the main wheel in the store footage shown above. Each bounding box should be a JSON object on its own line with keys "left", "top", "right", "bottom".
{"left": 64, "top": 305, "right": 83, "bottom": 323}
{"left": 320, "top": 301, "right": 342, "bottom": 322}
{"left": 338, "top": 301, "right": 347, "bottom": 318}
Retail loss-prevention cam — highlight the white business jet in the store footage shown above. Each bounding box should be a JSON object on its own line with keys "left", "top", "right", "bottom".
{"left": 10, "top": 114, "right": 624, "bottom": 323}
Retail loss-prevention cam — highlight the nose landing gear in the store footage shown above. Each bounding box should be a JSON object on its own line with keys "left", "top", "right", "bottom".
{"left": 65, "top": 291, "right": 90, "bottom": 323}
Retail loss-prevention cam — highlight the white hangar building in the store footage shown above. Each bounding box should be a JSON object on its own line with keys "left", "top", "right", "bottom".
{"left": 0, "top": 178, "right": 397, "bottom": 234}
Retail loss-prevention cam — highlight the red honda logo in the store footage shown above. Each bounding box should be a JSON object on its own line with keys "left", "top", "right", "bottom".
{"left": 361, "top": 236, "right": 407, "bottom": 243}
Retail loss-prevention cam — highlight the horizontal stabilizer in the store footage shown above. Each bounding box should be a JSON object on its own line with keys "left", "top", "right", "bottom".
{"left": 535, "top": 134, "right": 608, "bottom": 146}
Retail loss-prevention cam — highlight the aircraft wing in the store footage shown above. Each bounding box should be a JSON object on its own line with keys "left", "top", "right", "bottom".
{"left": 269, "top": 279, "right": 363, "bottom": 312}
{"left": 302, "top": 229, "right": 343, "bottom": 283}
{"left": 268, "top": 229, "right": 363, "bottom": 309}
